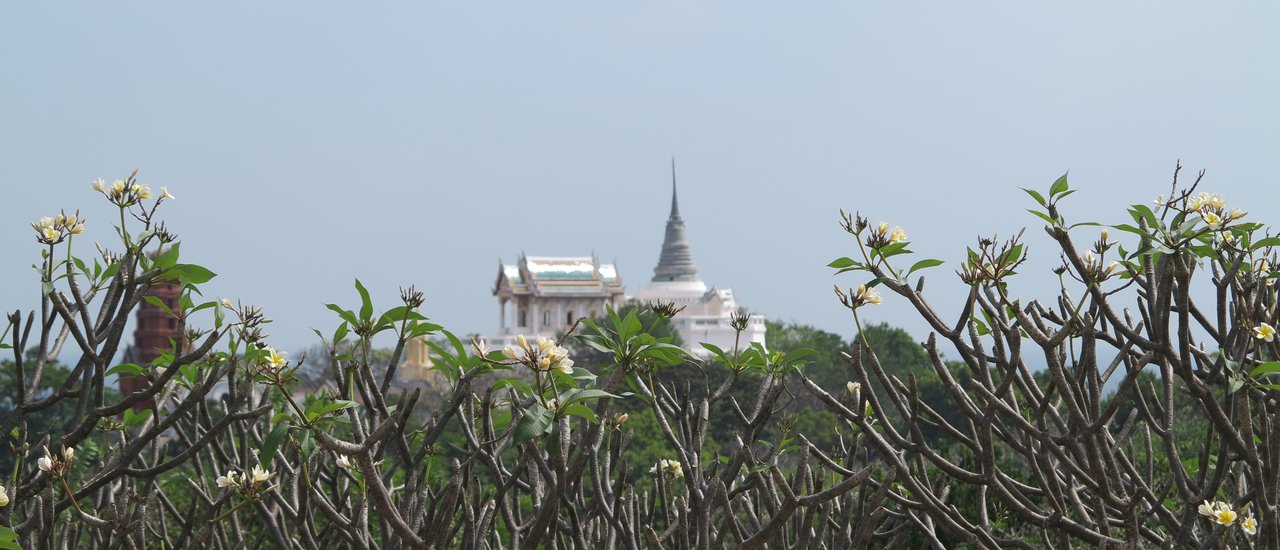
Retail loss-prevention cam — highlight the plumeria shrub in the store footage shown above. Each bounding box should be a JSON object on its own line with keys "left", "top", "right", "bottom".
{"left": 0, "top": 174, "right": 907, "bottom": 549}
{"left": 828, "top": 165, "right": 1279, "bottom": 548}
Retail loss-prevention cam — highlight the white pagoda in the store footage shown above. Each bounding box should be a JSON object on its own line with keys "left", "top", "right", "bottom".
{"left": 631, "top": 164, "right": 766, "bottom": 355}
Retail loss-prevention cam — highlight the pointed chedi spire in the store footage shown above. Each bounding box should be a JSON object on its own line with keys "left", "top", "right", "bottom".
{"left": 652, "top": 159, "right": 700, "bottom": 283}
{"left": 669, "top": 157, "right": 681, "bottom": 221}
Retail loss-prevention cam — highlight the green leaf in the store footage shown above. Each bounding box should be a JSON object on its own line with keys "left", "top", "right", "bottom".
{"left": 1227, "top": 377, "right": 1244, "bottom": 394}
{"left": 781, "top": 348, "right": 817, "bottom": 365}
{"left": 1249, "top": 362, "right": 1280, "bottom": 379}
{"left": 380, "top": 305, "right": 426, "bottom": 325}
{"left": 699, "top": 342, "right": 727, "bottom": 356}
{"left": 188, "top": 299, "right": 217, "bottom": 315}
{"left": 153, "top": 242, "right": 181, "bottom": 270}
{"left": 973, "top": 317, "right": 990, "bottom": 337}
{"left": 561, "top": 403, "right": 599, "bottom": 423}
{"left": 827, "top": 257, "right": 858, "bottom": 269}
{"left": 570, "top": 367, "right": 597, "bottom": 383}
{"left": 1250, "top": 237, "right": 1280, "bottom": 251}
{"left": 562, "top": 388, "right": 621, "bottom": 406}
{"left": 493, "top": 377, "right": 533, "bottom": 395}
{"left": 306, "top": 399, "right": 358, "bottom": 422}
{"left": 354, "top": 279, "right": 373, "bottom": 321}
{"left": 0, "top": 524, "right": 21, "bottom": 550}
{"left": 259, "top": 423, "right": 290, "bottom": 466}
{"left": 106, "top": 363, "right": 146, "bottom": 377}
{"left": 406, "top": 321, "right": 443, "bottom": 338}
{"left": 512, "top": 404, "right": 554, "bottom": 447}
{"left": 1027, "top": 209, "right": 1057, "bottom": 226}
{"left": 908, "top": 258, "right": 944, "bottom": 275}
{"left": 621, "top": 311, "right": 642, "bottom": 341}
{"left": 166, "top": 264, "right": 216, "bottom": 285}
{"left": 1111, "top": 224, "right": 1149, "bottom": 238}
{"left": 100, "top": 261, "right": 121, "bottom": 283}
{"left": 1049, "top": 172, "right": 1069, "bottom": 197}
{"left": 72, "top": 256, "right": 90, "bottom": 278}
{"left": 123, "top": 408, "right": 151, "bottom": 428}
{"left": 143, "top": 295, "right": 175, "bottom": 317}
{"left": 1021, "top": 187, "right": 1046, "bottom": 207}
{"left": 326, "top": 304, "right": 357, "bottom": 326}
{"left": 333, "top": 322, "right": 349, "bottom": 344}
{"left": 1128, "top": 205, "right": 1159, "bottom": 230}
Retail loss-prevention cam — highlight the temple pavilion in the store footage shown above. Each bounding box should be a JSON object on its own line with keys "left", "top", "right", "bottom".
{"left": 490, "top": 254, "right": 626, "bottom": 346}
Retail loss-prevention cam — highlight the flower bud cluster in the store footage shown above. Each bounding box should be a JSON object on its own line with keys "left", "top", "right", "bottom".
{"left": 32, "top": 211, "right": 85, "bottom": 245}
{"left": 1197, "top": 500, "right": 1256, "bottom": 535}
{"left": 215, "top": 465, "right": 276, "bottom": 499}
{"left": 838, "top": 209, "right": 868, "bottom": 235}
{"left": 37, "top": 445, "right": 75, "bottom": 478}
{"left": 1183, "top": 192, "right": 1245, "bottom": 233}
{"left": 503, "top": 335, "right": 574, "bottom": 375}
{"left": 93, "top": 176, "right": 173, "bottom": 208}
{"left": 835, "top": 283, "right": 882, "bottom": 310}
{"left": 649, "top": 458, "right": 684, "bottom": 480}
{"left": 227, "top": 302, "right": 270, "bottom": 344}
{"left": 864, "top": 221, "right": 907, "bottom": 249}
{"left": 649, "top": 300, "right": 687, "bottom": 319}
{"left": 400, "top": 284, "right": 425, "bottom": 310}
{"left": 1079, "top": 250, "right": 1123, "bottom": 283}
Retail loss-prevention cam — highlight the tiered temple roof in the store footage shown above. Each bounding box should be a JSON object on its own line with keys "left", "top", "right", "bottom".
{"left": 495, "top": 255, "right": 623, "bottom": 297}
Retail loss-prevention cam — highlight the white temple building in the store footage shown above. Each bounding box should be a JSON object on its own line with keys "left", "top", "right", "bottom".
{"left": 631, "top": 165, "right": 767, "bottom": 355}
{"left": 490, "top": 254, "right": 626, "bottom": 346}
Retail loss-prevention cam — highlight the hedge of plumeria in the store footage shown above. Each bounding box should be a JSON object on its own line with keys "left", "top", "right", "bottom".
{"left": 0, "top": 166, "right": 1275, "bottom": 549}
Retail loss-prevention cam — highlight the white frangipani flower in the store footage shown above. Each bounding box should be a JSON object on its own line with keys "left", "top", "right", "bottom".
{"left": 336, "top": 454, "right": 355, "bottom": 470}
{"left": 216, "top": 471, "right": 240, "bottom": 488}
{"left": 503, "top": 345, "right": 520, "bottom": 359}
{"left": 265, "top": 347, "right": 288, "bottom": 369}
{"left": 1242, "top": 515, "right": 1257, "bottom": 535}
{"left": 1215, "top": 505, "right": 1238, "bottom": 526}
{"left": 1254, "top": 323, "right": 1275, "bottom": 343}
{"left": 1201, "top": 210, "right": 1223, "bottom": 229}
{"left": 251, "top": 465, "right": 274, "bottom": 484}
{"left": 37, "top": 446, "right": 54, "bottom": 472}
{"left": 888, "top": 226, "right": 907, "bottom": 243}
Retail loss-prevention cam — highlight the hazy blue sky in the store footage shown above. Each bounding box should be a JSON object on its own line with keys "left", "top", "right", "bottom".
{"left": 2, "top": 3, "right": 1277, "bottom": 357}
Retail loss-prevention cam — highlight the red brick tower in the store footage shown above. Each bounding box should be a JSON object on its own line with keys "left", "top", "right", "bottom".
{"left": 121, "top": 284, "right": 182, "bottom": 410}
